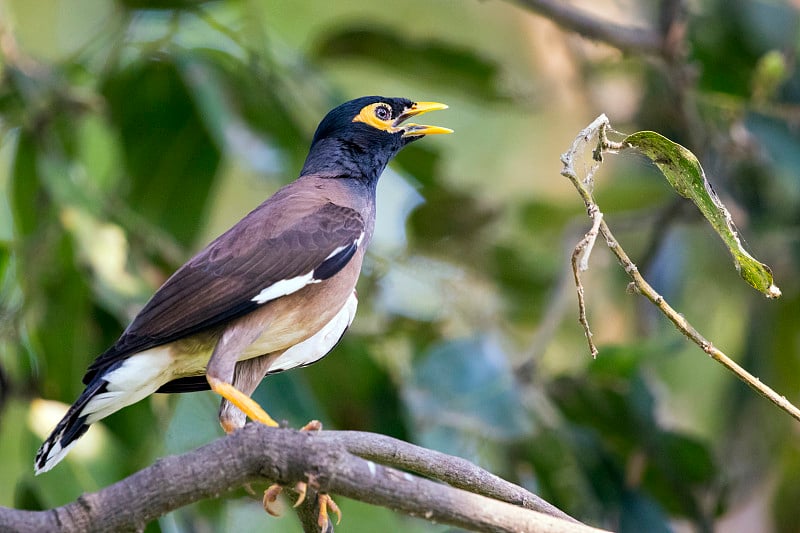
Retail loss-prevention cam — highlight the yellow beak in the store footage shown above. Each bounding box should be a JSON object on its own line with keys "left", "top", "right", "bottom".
{"left": 396, "top": 102, "right": 454, "bottom": 137}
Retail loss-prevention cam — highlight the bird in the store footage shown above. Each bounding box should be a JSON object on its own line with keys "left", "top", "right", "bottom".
{"left": 34, "top": 96, "right": 451, "bottom": 520}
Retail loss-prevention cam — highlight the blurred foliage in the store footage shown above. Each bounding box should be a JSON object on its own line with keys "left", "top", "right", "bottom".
{"left": 1, "top": 0, "right": 799, "bottom": 531}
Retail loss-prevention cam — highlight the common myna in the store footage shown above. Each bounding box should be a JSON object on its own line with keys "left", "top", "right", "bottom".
{"left": 35, "top": 97, "right": 450, "bottom": 488}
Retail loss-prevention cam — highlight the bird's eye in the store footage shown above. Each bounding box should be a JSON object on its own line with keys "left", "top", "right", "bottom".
{"left": 374, "top": 105, "right": 392, "bottom": 121}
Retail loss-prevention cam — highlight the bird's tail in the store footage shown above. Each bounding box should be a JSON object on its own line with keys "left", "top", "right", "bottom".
{"left": 35, "top": 347, "right": 173, "bottom": 474}
{"left": 34, "top": 373, "right": 110, "bottom": 474}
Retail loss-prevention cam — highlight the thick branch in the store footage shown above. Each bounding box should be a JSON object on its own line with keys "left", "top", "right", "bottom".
{"left": 1, "top": 425, "right": 609, "bottom": 533}
{"left": 511, "top": 0, "right": 663, "bottom": 55}
{"left": 327, "top": 430, "right": 578, "bottom": 523}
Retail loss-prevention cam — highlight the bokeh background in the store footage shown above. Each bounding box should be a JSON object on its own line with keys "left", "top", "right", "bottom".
{"left": 1, "top": 0, "right": 799, "bottom": 531}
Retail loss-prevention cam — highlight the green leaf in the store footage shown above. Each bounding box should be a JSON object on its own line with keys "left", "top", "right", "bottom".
{"left": 101, "top": 55, "right": 221, "bottom": 246}
{"left": 312, "top": 27, "right": 508, "bottom": 102}
{"left": 9, "top": 131, "right": 43, "bottom": 238}
{"left": 623, "top": 131, "right": 780, "bottom": 298}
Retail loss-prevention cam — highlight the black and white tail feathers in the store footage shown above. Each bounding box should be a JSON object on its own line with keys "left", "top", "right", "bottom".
{"left": 34, "top": 373, "right": 109, "bottom": 474}
{"left": 35, "top": 348, "right": 173, "bottom": 474}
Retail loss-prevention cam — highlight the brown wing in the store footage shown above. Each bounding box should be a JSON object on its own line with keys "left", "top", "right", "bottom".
{"left": 83, "top": 199, "right": 364, "bottom": 383}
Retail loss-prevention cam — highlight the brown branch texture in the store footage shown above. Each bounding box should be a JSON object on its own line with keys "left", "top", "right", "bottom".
{"left": 1, "top": 425, "right": 610, "bottom": 533}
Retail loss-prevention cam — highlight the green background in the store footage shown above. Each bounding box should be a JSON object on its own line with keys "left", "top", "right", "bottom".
{"left": 1, "top": 0, "right": 799, "bottom": 531}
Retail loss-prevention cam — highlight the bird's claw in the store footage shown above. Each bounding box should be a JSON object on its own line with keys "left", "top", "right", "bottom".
{"left": 300, "top": 419, "right": 323, "bottom": 432}
{"left": 318, "top": 493, "right": 341, "bottom": 528}
{"left": 262, "top": 422, "right": 335, "bottom": 524}
{"left": 263, "top": 480, "right": 339, "bottom": 527}
{"left": 262, "top": 481, "right": 314, "bottom": 514}
{"left": 262, "top": 484, "right": 284, "bottom": 517}
{"left": 292, "top": 481, "right": 308, "bottom": 507}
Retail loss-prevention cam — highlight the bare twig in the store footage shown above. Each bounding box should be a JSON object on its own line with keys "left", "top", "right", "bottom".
{"left": 1, "top": 425, "right": 609, "bottom": 533}
{"left": 571, "top": 206, "right": 603, "bottom": 358}
{"left": 561, "top": 115, "right": 800, "bottom": 424}
{"left": 511, "top": 0, "right": 663, "bottom": 55}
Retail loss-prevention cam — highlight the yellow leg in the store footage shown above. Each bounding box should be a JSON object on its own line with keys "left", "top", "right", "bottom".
{"left": 208, "top": 377, "right": 279, "bottom": 428}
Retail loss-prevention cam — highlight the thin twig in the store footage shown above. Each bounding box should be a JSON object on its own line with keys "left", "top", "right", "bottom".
{"left": 561, "top": 115, "right": 800, "bottom": 424}
{"left": 571, "top": 206, "right": 603, "bottom": 358}
{"left": 511, "top": 0, "right": 663, "bottom": 55}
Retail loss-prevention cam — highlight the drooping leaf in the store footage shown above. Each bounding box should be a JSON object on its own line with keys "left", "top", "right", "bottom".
{"left": 623, "top": 131, "right": 780, "bottom": 298}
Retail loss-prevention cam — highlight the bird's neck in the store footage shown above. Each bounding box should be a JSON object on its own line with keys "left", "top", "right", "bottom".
{"left": 300, "top": 138, "right": 391, "bottom": 186}
{"left": 290, "top": 174, "right": 378, "bottom": 247}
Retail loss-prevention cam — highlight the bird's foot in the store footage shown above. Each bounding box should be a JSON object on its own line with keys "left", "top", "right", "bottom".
{"left": 296, "top": 420, "right": 341, "bottom": 527}
{"left": 262, "top": 420, "right": 339, "bottom": 527}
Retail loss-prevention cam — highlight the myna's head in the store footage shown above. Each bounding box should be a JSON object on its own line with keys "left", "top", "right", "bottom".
{"left": 303, "top": 96, "right": 452, "bottom": 181}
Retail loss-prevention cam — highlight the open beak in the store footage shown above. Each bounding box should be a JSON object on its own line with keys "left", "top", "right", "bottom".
{"left": 395, "top": 101, "right": 454, "bottom": 137}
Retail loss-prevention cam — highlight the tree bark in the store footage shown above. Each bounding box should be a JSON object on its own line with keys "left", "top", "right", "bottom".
{"left": 1, "top": 425, "right": 610, "bottom": 533}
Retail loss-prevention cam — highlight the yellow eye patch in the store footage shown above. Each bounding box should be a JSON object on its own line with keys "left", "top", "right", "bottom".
{"left": 352, "top": 103, "right": 401, "bottom": 133}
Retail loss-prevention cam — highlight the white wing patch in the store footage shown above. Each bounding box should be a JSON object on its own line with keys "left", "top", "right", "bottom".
{"left": 267, "top": 291, "right": 358, "bottom": 373}
{"left": 324, "top": 232, "right": 365, "bottom": 261}
{"left": 251, "top": 271, "right": 320, "bottom": 304}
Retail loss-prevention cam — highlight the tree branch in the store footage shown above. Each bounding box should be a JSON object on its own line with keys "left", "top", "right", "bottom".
{"left": 1, "top": 424, "right": 609, "bottom": 533}
{"left": 510, "top": 0, "right": 664, "bottom": 55}
{"left": 328, "top": 430, "right": 579, "bottom": 522}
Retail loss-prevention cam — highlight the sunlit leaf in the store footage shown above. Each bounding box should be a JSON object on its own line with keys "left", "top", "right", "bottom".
{"left": 623, "top": 131, "right": 780, "bottom": 298}
{"left": 751, "top": 50, "right": 789, "bottom": 102}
